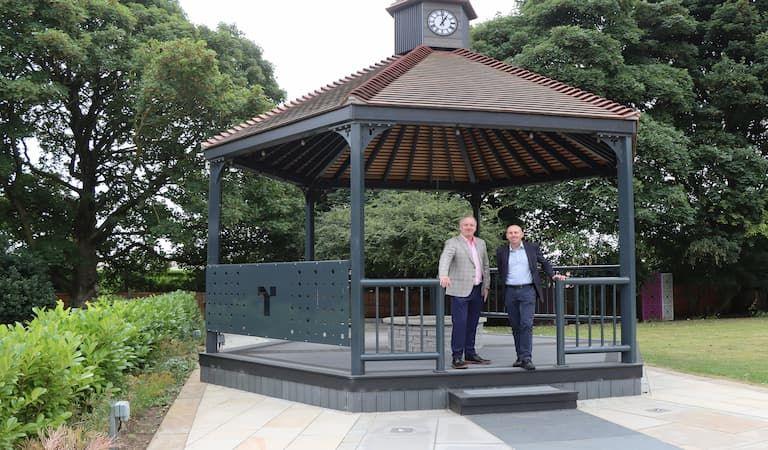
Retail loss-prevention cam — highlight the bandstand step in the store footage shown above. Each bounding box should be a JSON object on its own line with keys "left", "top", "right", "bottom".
{"left": 448, "top": 385, "right": 577, "bottom": 415}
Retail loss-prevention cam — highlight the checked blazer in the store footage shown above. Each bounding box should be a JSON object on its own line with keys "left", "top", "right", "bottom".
{"left": 438, "top": 236, "right": 491, "bottom": 298}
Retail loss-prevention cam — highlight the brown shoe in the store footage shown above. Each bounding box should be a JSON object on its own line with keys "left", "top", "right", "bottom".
{"left": 465, "top": 354, "right": 491, "bottom": 365}
{"left": 520, "top": 360, "right": 536, "bottom": 371}
{"left": 452, "top": 358, "right": 468, "bottom": 369}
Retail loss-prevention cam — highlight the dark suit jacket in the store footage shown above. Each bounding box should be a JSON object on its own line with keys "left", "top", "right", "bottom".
{"left": 496, "top": 242, "right": 556, "bottom": 301}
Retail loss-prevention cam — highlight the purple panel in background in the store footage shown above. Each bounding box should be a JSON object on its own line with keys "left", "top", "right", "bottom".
{"left": 640, "top": 272, "right": 662, "bottom": 321}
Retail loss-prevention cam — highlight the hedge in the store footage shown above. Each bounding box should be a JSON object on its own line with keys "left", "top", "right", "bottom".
{"left": 0, "top": 291, "right": 201, "bottom": 448}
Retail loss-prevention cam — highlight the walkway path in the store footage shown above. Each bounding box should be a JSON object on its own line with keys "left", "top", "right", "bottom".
{"left": 148, "top": 366, "right": 768, "bottom": 449}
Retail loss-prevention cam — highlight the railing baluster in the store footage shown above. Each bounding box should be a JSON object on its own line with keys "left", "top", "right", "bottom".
{"left": 419, "top": 287, "right": 424, "bottom": 352}
{"left": 390, "top": 286, "right": 394, "bottom": 353}
{"left": 405, "top": 287, "right": 409, "bottom": 353}
{"left": 375, "top": 287, "right": 380, "bottom": 353}
{"left": 575, "top": 285, "right": 580, "bottom": 347}
{"left": 588, "top": 285, "right": 593, "bottom": 346}
{"left": 600, "top": 284, "right": 606, "bottom": 346}
{"left": 612, "top": 284, "right": 618, "bottom": 345}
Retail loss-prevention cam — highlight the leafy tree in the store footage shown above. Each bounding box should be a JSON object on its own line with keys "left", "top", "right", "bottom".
{"left": 0, "top": 1, "right": 284, "bottom": 305}
{"left": 472, "top": 0, "right": 768, "bottom": 313}
{"left": 316, "top": 191, "right": 503, "bottom": 278}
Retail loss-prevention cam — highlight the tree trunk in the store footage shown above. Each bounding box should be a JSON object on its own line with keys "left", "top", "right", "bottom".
{"left": 72, "top": 238, "right": 98, "bottom": 307}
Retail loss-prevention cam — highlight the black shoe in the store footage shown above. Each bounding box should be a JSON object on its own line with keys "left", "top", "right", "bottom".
{"left": 465, "top": 354, "right": 492, "bottom": 365}
{"left": 452, "top": 358, "right": 468, "bottom": 369}
{"left": 521, "top": 360, "right": 536, "bottom": 371}
{"left": 512, "top": 359, "right": 523, "bottom": 368}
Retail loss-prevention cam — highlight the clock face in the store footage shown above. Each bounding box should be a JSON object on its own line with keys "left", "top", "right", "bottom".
{"left": 427, "top": 9, "right": 458, "bottom": 36}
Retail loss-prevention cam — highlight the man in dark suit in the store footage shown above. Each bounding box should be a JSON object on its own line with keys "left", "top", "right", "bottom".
{"left": 496, "top": 224, "right": 565, "bottom": 370}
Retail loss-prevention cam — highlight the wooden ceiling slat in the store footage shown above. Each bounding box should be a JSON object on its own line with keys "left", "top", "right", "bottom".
{"left": 465, "top": 129, "right": 493, "bottom": 180}
{"left": 305, "top": 142, "right": 340, "bottom": 179}
{"left": 554, "top": 133, "right": 612, "bottom": 165}
{"left": 281, "top": 133, "right": 333, "bottom": 171}
{"left": 295, "top": 134, "right": 341, "bottom": 175}
{"left": 427, "top": 127, "right": 434, "bottom": 183}
{"left": 365, "top": 127, "right": 393, "bottom": 172}
{"left": 406, "top": 126, "right": 419, "bottom": 183}
{"left": 531, "top": 133, "right": 578, "bottom": 171}
{"left": 310, "top": 139, "right": 349, "bottom": 182}
{"left": 488, "top": 129, "right": 534, "bottom": 178}
{"left": 523, "top": 132, "right": 576, "bottom": 170}
{"left": 257, "top": 141, "right": 292, "bottom": 165}
{"left": 271, "top": 140, "right": 311, "bottom": 168}
{"left": 332, "top": 147, "right": 351, "bottom": 181}
{"left": 476, "top": 128, "right": 514, "bottom": 180}
{"left": 504, "top": 130, "right": 553, "bottom": 175}
{"left": 249, "top": 124, "right": 620, "bottom": 189}
{"left": 440, "top": 127, "right": 455, "bottom": 184}
{"left": 545, "top": 132, "right": 601, "bottom": 170}
{"left": 568, "top": 133, "right": 616, "bottom": 162}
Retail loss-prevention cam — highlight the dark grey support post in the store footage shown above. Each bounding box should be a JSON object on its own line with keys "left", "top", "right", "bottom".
{"left": 555, "top": 280, "right": 566, "bottom": 365}
{"left": 304, "top": 189, "right": 316, "bottom": 261}
{"left": 612, "top": 135, "right": 638, "bottom": 363}
{"left": 470, "top": 192, "right": 482, "bottom": 235}
{"left": 349, "top": 123, "right": 366, "bottom": 375}
{"left": 206, "top": 159, "right": 226, "bottom": 353}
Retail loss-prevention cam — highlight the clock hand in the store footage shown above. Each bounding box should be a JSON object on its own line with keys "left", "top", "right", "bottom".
{"left": 440, "top": 14, "right": 447, "bottom": 25}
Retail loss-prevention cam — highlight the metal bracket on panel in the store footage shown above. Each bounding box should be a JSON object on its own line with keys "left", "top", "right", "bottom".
{"left": 257, "top": 286, "right": 275, "bottom": 316}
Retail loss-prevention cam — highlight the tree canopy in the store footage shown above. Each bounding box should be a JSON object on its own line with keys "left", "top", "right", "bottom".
{"left": 0, "top": 0, "right": 296, "bottom": 305}
{"left": 472, "top": 0, "right": 768, "bottom": 310}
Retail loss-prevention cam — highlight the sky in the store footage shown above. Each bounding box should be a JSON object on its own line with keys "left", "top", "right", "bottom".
{"left": 178, "top": 0, "right": 517, "bottom": 102}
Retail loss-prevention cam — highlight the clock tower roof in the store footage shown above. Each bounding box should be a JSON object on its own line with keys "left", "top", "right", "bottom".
{"left": 386, "top": 0, "right": 477, "bottom": 20}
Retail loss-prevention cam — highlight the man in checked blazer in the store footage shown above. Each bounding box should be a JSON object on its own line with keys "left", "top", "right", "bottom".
{"left": 438, "top": 215, "right": 491, "bottom": 369}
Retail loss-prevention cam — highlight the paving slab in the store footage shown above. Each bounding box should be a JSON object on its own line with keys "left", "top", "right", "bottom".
{"left": 150, "top": 349, "right": 768, "bottom": 449}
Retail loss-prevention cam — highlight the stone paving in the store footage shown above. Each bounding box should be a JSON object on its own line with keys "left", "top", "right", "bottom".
{"left": 149, "top": 358, "right": 768, "bottom": 449}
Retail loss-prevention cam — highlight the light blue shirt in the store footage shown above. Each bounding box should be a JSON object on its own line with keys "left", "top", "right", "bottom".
{"left": 506, "top": 243, "right": 533, "bottom": 285}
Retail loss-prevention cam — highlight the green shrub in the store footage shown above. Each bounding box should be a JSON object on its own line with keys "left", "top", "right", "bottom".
{"left": 0, "top": 292, "right": 201, "bottom": 447}
{"left": 0, "top": 253, "right": 55, "bottom": 324}
{"left": 0, "top": 320, "right": 92, "bottom": 448}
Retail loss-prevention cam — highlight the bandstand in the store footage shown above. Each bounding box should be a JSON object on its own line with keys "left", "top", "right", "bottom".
{"left": 199, "top": 0, "right": 641, "bottom": 413}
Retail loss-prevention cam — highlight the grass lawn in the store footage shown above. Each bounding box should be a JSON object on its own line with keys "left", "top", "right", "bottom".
{"left": 487, "top": 317, "right": 768, "bottom": 385}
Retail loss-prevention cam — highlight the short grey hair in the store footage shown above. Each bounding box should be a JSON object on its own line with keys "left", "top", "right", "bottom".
{"left": 459, "top": 215, "right": 477, "bottom": 226}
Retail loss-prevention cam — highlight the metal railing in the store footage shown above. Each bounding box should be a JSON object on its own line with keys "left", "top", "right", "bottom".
{"left": 359, "top": 279, "right": 445, "bottom": 372}
{"left": 555, "top": 277, "right": 634, "bottom": 365}
{"left": 484, "top": 265, "right": 620, "bottom": 321}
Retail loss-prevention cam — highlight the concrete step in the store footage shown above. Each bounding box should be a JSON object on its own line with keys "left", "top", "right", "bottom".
{"left": 448, "top": 385, "right": 577, "bottom": 415}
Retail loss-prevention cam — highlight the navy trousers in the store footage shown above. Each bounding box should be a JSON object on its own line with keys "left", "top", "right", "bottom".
{"left": 451, "top": 284, "right": 483, "bottom": 359}
{"left": 504, "top": 285, "right": 537, "bottom": 362}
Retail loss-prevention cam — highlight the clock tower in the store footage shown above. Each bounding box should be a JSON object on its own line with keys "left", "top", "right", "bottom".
{"left": 386, "top": 0, "right": 477, "bottom": 55}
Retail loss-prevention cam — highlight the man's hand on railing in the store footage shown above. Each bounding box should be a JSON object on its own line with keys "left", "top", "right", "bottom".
{"left": 439, "top": 276, "right": 451, "bottom": 288}
{"left": 552, "top": 273, "right": 567, "bottom": 281}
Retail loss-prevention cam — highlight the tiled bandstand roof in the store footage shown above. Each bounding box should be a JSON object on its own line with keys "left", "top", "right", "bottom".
{"left": 203, "top": 46, "right": 639, "bottom": 191}
{"left": 203, "top": 46, "right": 638, "bottom": 150}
